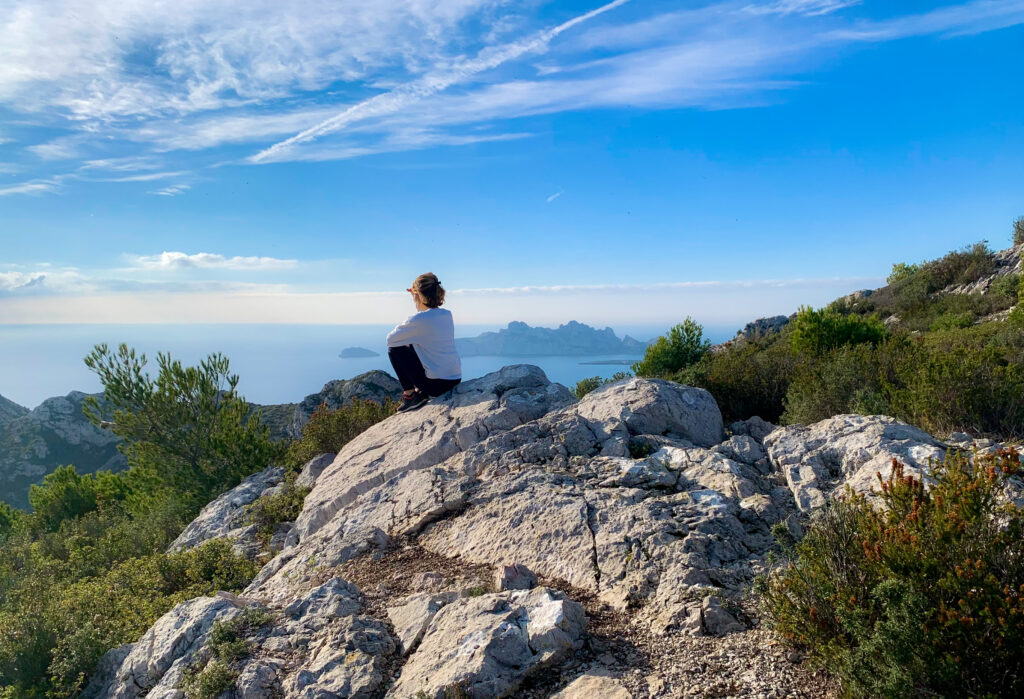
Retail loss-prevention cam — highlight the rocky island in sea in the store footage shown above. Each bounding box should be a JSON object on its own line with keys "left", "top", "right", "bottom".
{"left": 339, "top": 346, "right": 381, "bottom": 358}
{"left": 455, "top": 320, "right": 650, "bottom": 357}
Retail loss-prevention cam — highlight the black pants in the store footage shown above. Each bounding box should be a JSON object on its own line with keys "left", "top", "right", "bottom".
{"left": 388, "top": 345, "right": 461, "bottom": 397}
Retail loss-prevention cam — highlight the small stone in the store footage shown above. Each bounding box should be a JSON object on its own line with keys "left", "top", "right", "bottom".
{"left": 493, "top": 562, "right": 538, "bottom": 591}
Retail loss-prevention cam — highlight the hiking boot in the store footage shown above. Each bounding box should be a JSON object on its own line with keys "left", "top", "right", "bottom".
{"left": 397, "top": 390, "right": 430, "bottom": 413}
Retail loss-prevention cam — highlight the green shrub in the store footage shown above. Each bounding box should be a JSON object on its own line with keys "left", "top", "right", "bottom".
{"left": 929, "top": 311, "right": 973, "bottom": 331}
{"left": 0, "top": 502, "right": 20, "bottom": 539}
{"left": 84, "top": 344, "right": 282, "bottom": 510}
{"left": 926, "top": 241, "right": 996, "bottom": 289}
{"left": 180, "top": 660, "right": 237, "bottom": 699}
{"left": 789, "top": 306, "right": 886, "bottom": 357}
{"left": 0, "top": 538, "right": 258, "bottom": 697}
{"left": 573, "top": 376, "right": 603, "bottom": 398}
{"left": 782, "top": 343, "right": 894, "bottom": 425}
{"left": 761, "top": 449, "right": 1024, "bottom": 698}
{"left": 679, "top": 337, "right": 800, "bottom": 424}
{"left": 572, "top": 371, "right": 631, "bottom": 399}
{"left": 633, "top": 318, "right": 710, "bottom": 377}
{"left": 1014, "top": 216, "right": 1024, "bottom": 246}
{"left": 887, "top": 262, "right": 920, "bottom": 285}
{"left": 285, "top": 399, "right": 396, "bottom": 469}
{"left": 990, "top": 273, "right": 1021, "bottom": 300}
{"left": 246, "top": 479, "right": 309, "bottom": 549}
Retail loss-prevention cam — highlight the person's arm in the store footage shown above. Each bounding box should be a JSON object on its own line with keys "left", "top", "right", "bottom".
{"left": 386, "top": 314, "right": 425, "bottom": 346}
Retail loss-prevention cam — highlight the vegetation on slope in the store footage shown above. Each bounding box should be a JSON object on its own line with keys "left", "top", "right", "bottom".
{"left": 759, "top": 449, "right": 1024, "bottom": 697}
{"left": 0, "top": 347, "right": 396, "bottom": 698}
{"left": 631, "top": 228, "right": 1024, "bottom": 440}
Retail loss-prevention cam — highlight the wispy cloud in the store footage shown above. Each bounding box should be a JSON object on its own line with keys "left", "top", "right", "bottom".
{"left": 0, "top": 272, "right": 46, "bottom": 292}
{"left": 80, "top": 157, "right": 163, "bottom": 172}
{"left": 546, "top": 190, "right": 563, "bottom": 203}
{"left": 128, "top": 251, "right": 298, "bottom": 271}
{"left": 251, "top": 0, "right": 633, "bottom": 163}
{"left": 149, "top": 184, "right": 191, "bottom": 196}
{"left": 0, "top": 176, "right": 65, "bottom": 196}
{"left": 744, "top": 0, "right": 861, "bottom": 17}
{"left": 0, "top": 0, "right": 1021, "bottom": 187}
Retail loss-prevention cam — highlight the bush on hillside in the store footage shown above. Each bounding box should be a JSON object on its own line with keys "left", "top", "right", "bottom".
{"left": 0, "top": 503, "right": 19, "bottom": 539}
{"left": 929, "top": 311, "right": 974, "bottom": 331}
{"left": 781, "top": 342, "right": 895, "bottom": 425}
{"left": 990, "top": 273, "right": 1021, "bottom": 300}
{"left": 285, "top": 398, "right": 396, "bottom": 469}
{"left": 887, "top": 262, "right": 920, "bottom": 285}
{"left": 83, "top": 344, "right": 282, "bottom": 510}
{"left": 888, "top": 340, "right": 1024, "bottom": 439}
{"left": 1014, "top": 216, "right": 1024, "bottom": 246}
{"left": 27, "top": 465, "right": 131, "bottom": 533}
{"left": 789, "top": 306, "right": 886, "bottom": 357}
{"left": 0, "top": 538, "right": 257, "bottom": 697}
{"left": 761, "top": 450, "right": 1024, "bottom": 698}
{"left": 927, "top": 241, "right": 996, "bottom": 289}
{"left": 632, "top": 318, "right": 710, "bottom": 377}
{"left": 572, "top": 372, "right": 631, "bottom": 399}
{"left": 679, "top": 338, "right": 801, "bottom": 424}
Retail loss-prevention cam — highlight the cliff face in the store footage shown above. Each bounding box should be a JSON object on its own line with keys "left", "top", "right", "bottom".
{"left": 456, "top": 321, "right": 649, "bottom": 357}
{"left": 0, "top": 394, "right": 29, "bottom": 426}
{"left": 251, "top": 371, "right": 402, "bottom": 441}
{"left": 0, "top": 392, "right": 124, "bottom": 509}
{"left": 88, "top": 365, "right": 997, "bottom": 698}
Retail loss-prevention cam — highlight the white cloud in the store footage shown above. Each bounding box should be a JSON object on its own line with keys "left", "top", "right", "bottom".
{"left": 0, "top": 176, "right": 64, "bottom": 196}
{"left": 129, "top": 251, "right": 298, "bottom": 271}
{"left": 149, "top": 184, "right": 191, "bottom": 196}
{"left": 744, "top": 0, "right": 861, "bottom": 17}
{"left": 0, "top": 271, "right": 46, "bottom": 291}
{"left": 826, "top": 0, "right": 1024, "bottom": 40}
{"left": 251, "top": 0, "right": 633, "bottom": 163}
{"left": 546, "top": 190, "right": 563, "bottom": 203}
{"left": 79, "top": 156, "right": 163, "bottom": 171}
{"left": 0, "top": 0, "right": 505, "bottom": 121}
{"left": 90, "top": 170, "right": 189, "bottom": 183}
{"left": 0, "top": 276, "right": 883, "bottom": 325}
{"left": 1, "top": 0, "right": 1021, "bottom": 176}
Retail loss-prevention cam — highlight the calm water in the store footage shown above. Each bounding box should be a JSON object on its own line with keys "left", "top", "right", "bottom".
{"left": 0, "top": 323, "right": 735, "bottom": 409}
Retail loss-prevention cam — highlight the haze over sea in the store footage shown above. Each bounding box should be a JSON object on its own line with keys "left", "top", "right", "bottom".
{"left": 0, "top": 322, "right": 736, "bottom": 409}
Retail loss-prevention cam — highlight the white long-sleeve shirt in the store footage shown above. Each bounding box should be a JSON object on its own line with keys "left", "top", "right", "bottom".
{"left": 386, "top": 307, "right": 462, "bottom": 380}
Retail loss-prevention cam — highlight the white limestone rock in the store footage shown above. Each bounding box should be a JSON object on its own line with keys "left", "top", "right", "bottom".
{"left": 763, "top": 414, "right": 946, "bottom": 513}
{"left": 386, "top": 587, "right": 585, "bottom": 699}
{"left": 168, "top": 466, "right": 284, "bottom": 553}
{"left": 294, "top": 452, "right": 336, "bottom": 489}
{"left": 387, "top": 592, "right": 458, "bottom": 655}
{"left": 553, "top": 672, "right": 633, "bottom": 699}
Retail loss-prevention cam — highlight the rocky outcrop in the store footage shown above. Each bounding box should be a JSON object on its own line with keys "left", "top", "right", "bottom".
{"left": 388, "top": 587, "right": 586, "bottom": 698}
{"left": 456, "top": 321, "right": 648, "bottom": 357}
{"left": 763, "top": 414, "right": 946, "bottom": 513}
{"left": 168, "top": 466, "right": 286, "bottom": 557}
{"left": 0, "top": 391, "right": 125, "bottom": 509}
{"left": 95, "top": 365, "right": 976, "bottom": 698}
{"left": 252, "top": 371, "right": 402, "bottom": 441}
{"left": 0, "top": 393, "right": 28, "bottom": 427}
{"left": 736, "top": 315, "right": 791, "bottom": 340}
{"left": 944, "top": 243, "right": 1023, "bottom": 295}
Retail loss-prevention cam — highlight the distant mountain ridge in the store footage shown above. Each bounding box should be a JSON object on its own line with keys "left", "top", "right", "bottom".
{"left": 0, "top": 392, "right": 125, "bottom": 509}
{"left": 456, "top": 320, "right": 650, "bottom": 357}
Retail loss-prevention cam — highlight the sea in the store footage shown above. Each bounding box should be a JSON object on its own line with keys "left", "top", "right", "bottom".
{"left": 0, "top": 323, "right": 736, "bottom": 409}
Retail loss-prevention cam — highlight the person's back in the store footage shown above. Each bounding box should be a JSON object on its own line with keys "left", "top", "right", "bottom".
{"left": 386, "top": 273, "right": 461, "bottom": 411}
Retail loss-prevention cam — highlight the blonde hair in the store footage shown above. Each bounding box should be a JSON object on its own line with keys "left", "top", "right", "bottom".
{"left": 412, "top": 272, "right": 445, "bottom": 308}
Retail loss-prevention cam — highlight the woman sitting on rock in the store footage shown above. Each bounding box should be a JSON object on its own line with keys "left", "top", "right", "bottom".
{"left": 386, "top": 272, "right": 462, "bottom": 412}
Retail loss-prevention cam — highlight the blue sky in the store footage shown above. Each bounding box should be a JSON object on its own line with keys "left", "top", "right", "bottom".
{"left": 0, "top": 0, "right": 1022, "bottom": 329}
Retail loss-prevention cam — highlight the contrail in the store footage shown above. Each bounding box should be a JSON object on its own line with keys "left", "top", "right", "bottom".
{"left": 250, "top": 0, "right": 632, "bottom": 163}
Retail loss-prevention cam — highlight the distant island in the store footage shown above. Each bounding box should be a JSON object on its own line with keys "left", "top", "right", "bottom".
{"left": 339, "top": 347, "right": 380, "bottom": 358}
{"left": 456, "top": 321, "right": 650, "bottom": 357}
